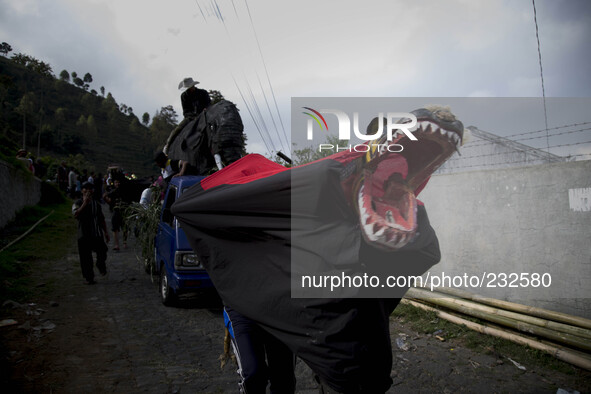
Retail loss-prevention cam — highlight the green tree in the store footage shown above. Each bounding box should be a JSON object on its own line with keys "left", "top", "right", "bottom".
{"left": 87, "top": 114, "right": 98, "bottom": 136}
{"left": 55, "top": 107, "right": 67, "bottom": 123}
{"left": 149, "top": 105, "right": 178, "bottom": 149}
{"left": 54, "top": 107, "right": 67, "bottom": 143}
{"left": 142, "top": 112, "right": 150, "bottom": 126}
{"left": 209, "top": 89, "right": 224, "bottom": 104}
{"left": 10, "top": 53, "right": 53, "bottom": 77}
{"left": 83, "top": 72, "right": 93, "bottom": 84}
{"left": 76, "top": 114, "right": 87, "bottom": 128}
{"left": 15, "top": 92, "right": 36, "bottom": 149}
{"left": 0, "top": 42, "right": 12, "bottom": 57}
{"left": 59, "top": 69, "right": 70, "bottom": 82}
{"left": 291, "top": 134, "right": 349, "bottom": 165}
{"left": 100, "top": 86, "right": 105, "bottom": 96}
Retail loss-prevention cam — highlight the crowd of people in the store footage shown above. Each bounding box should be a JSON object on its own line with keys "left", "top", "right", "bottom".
{"left": 68, "top": 76, "right": 308, "bottom": 393}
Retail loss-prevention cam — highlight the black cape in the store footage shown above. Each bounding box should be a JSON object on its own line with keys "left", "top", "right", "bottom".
{"left": 172, "top": 153, "right": 440, "bottom": 392}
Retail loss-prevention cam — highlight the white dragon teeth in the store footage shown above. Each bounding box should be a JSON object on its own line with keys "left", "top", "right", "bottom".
{"left": 414, "top": 120, "right": 462, "bottom": 147}
{"left": 420, "top": 121, "right": 431, "bottom": 133}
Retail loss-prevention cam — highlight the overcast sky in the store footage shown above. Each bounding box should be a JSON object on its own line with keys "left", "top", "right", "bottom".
{"left": 1, "top": 0, "right": 590, "bottom": 157}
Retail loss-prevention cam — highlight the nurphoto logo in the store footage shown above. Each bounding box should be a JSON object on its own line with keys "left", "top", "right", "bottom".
{"left": 302, "top": 107, "right": 418, "bottom": 153}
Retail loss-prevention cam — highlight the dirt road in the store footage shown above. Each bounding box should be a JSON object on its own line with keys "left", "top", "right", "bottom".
{"left": 1, "top": 242, "right": 589, "bottom": 393}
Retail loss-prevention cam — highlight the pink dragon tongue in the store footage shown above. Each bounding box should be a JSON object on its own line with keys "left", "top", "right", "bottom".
{"left": 374, "top": 154, "right": 408, "bottom": 181}
{"left": 364, "top": 154, "right": 409, "bottom": 199}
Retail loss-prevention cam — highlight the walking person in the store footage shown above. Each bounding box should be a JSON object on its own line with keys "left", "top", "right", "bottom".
{"left": 103, "top": 177, "right": 127, "bottom": 251}
{"left": 68, "top": 167, "right": 77, "bottom": 198}
{"left": 72, "top": 182, "right": 110, "bottom": 284}
{"left": 224, "top": 306, "right": 296, "bottom": 394}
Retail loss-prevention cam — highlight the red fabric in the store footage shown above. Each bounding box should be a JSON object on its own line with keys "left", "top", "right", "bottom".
{"left": 200, "top": 154, "right": 288, "bottom": 190}
{"left": 201, "top": 151, "right": 429, "bottom": 202}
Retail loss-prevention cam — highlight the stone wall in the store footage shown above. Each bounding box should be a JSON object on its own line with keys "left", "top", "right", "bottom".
{"left": 419, "top": 160, "right": 591, "bottom": 318}
{"left": 0, "top": 160, "right": 42, "bottom": 229}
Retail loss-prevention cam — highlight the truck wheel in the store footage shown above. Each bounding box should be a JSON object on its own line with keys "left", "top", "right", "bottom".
{"left": 159, "top": 265, "right": 177, "bottom": 306}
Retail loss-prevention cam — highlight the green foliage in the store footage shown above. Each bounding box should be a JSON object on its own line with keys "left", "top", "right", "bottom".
{"left": 15, "top": 92, "right": 35, "bottom": 117}
{"left": 124, "top": 199, "right": 162, "bottom": 273}
{"left": 0, "top": 201, "right": 76, "bottom": 303}
{"left": 59, "top": 69, "right": 70, "bottom": 82}
{"left": 149, "top": 105, "right": 178, "bottom": 150}
{"left": 0, "top": 55, "right": 159, "bottom": 176}
{"left": 209, "top": 89, "right": 224, "bottom": 104}
{"left": 0, "top": 42, "right": 12, "bottom": 57}
{"left": 10, "top": 53, "right": 53, "bottom": 77}
{"left": 291, "top": 134, "right": 349, "bottom": 165}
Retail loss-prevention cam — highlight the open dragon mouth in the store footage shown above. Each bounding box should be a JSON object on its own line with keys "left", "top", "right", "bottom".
{"left": 358, "top": 107, "right": 463, "bottom": 250}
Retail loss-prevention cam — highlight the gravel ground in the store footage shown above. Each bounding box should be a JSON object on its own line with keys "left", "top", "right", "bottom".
{"left": 1, "top": 241, "right": 589, "bottom": 393}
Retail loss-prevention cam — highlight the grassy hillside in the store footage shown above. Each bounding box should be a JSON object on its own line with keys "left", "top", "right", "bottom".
{"left": 0, "top": 55, "right": 163, "bottom": 177}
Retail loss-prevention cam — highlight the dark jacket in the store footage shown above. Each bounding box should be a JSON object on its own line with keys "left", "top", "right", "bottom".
{"left": 181, "top": 87, "right": 211, "bottom": 118}
{"left": 72, "top": 199, "right": 106, "bottom": 239}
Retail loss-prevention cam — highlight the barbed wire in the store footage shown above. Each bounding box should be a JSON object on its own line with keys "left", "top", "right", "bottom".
{"left": 463, "top": 126, "right": 591, "bottom": 149}
{"left": 439, "top": 152, "right": 590, "bottom": 171}
{"left": 446, "top": 140, "right": 591, "bottom": 163}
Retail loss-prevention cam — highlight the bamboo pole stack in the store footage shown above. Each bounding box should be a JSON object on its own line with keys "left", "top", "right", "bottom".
{"left": 402, "top": 286, "right": 591, "bottom": 371}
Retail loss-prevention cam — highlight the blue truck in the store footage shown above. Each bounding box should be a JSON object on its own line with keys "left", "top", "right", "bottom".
{"left": 154, "top": 175, "right": 214, "bottom": 305}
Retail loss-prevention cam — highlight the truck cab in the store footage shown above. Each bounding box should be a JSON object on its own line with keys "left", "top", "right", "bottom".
{"left": 154, "top": 176, "right": 214, "bottom": 305}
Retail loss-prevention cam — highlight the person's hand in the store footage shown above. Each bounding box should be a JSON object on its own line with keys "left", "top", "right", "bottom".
{"left": 82, "top": 190, "right": 92, "bottom": 204}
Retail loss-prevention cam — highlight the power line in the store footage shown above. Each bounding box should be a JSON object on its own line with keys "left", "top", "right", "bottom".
{"left": 532, "top": 0, "right": 550, "bottom": 159}
{"left": 243, "top": 0, "right": 289, "bottom": 152}
{"left": 194, "top": 0, "right": 287, "bottom": 156}
{"left": 233, "top": 76, "right": 273, "bottom": 154}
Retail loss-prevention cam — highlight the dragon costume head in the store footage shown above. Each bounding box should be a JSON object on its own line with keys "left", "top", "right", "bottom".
{"left": 339, "top": 106, "right": 463, "bottom": 251}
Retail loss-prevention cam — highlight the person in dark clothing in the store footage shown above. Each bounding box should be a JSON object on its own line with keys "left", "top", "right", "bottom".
{"left": 72, "top": 182, "right": 110, "bottom": 284}
{"left": 103, "top": 178, "right": 127, "bottom": 251}
{"left": 57, "top": 161, "right": 69, "bottom": 192}
{"left": 163, "top": 77, "right": 211, "bottom": 155}
{"left": 224, "top": 306, "right": 296, "bottom": 394}
{"left": 179, "top": 77, "right": 211, "bottom": 118}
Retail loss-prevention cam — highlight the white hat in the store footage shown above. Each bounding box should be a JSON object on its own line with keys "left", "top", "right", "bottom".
{"left": 178, "top": 77, "right": 199, "bottom": 90}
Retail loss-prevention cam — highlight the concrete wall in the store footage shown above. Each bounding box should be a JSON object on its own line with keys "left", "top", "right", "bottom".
{"left": 0, "top": 160, "right": 41, "bottom": 229}
{"left": 419, "top": 160, "right": 591, "bottom": 318}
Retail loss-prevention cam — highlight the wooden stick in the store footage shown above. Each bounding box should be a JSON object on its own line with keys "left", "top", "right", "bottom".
{"left": 400, "top": 299, "right": 591, "bottom": 371}
{"left": 406, "top": 288, "right": 591, "bottom": 352}
{"left": 426, "top": 286, "right": 591, "bottom": 330}
{"left": 410, "top": 287, "right": 591, "bottom": 340}
{"left": 0, "top": 210, "right": 54, "bottom": 254}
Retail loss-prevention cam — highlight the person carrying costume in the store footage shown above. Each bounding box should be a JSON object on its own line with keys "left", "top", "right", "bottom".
{"left": 223, "top": 306, "right": 296, "bottom": 394}
{"left": 163, "top": 77, "right": 211, "bottom": 155}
